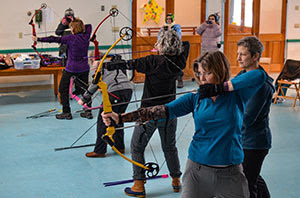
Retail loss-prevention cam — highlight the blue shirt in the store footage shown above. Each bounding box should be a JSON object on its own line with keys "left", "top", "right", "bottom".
{"left": 166, "top": 69, "right": 266, "bottom": 165}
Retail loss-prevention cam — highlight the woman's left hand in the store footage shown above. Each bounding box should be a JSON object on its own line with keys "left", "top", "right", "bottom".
{"left": 101, "top": 111, "right": 119, "bottom": 126}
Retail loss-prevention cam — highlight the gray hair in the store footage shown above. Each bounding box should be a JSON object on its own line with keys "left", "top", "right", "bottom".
{"left": 237, "top": 36, "right": 264, "bottom": 60}
{"left": 156, "top": 29, "right": 182, "bottom": 56}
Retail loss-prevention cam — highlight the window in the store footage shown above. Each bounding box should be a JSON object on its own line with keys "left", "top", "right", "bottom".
{"left": 229, "top": 0, "right": 253, "bottom": 33}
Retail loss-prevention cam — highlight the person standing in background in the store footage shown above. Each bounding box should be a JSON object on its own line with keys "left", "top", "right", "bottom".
{"left": 55, "top": 8, "right": 75, "bottom": 59}
{"left": 33, "top": 18, "right": 92, "bottom": 120}
{"left": 79, "top": 54, "right": 133, "bottom": 158}
{"left": 196, "top": 13, "right": 222, "bottom": 54}
{"left": 158, "top": 13, "right": 185, "bottom": 88}
{"left": 237, "top": 36, "right": 274, "bottom": 198}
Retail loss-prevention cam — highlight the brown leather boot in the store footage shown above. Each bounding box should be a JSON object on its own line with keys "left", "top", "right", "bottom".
{"left": 85, "top": 152, "right": 106, "bottom": 158}
{"left": 124, "top": 180, "right": 146, "bottom": 197}
{"left": 172, "top": 177, "right": 181, "bottom": 192}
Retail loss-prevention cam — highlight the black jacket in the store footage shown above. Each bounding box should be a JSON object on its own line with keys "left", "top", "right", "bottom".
{"left": 132, "top": 41, "right": 190, "bottom": 107}
{"left": 237, "top": 66, "right": 275, "bottom": 149}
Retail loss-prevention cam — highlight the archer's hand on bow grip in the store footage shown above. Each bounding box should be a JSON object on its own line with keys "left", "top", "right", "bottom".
{"left": 198, "top": 82, "right": 229, "bottom": 99}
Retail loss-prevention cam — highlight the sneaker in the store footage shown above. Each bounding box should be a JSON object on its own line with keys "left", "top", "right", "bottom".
{"left": 273, "top": 97, "right": 285, "bottom": 104}
{"left": 55, "top": 112, "right": 72, "bottom": 120}
{"left": 177, "top": 79, "right": 184, "bottom": 88}
{"left": 80, "top": 111, "right": 93, "bottom": 119}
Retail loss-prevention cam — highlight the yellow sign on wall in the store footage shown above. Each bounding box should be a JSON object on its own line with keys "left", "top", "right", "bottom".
{"left": 142, "top": 0, "right": 163, "bottom": 24}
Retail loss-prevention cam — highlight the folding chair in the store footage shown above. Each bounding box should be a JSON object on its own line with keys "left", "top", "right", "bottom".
{"left": 273, "top": 79, "right": 300, "bottom": 107}
{"left": 273, "top": 59, "right": 300, "bottom": 107}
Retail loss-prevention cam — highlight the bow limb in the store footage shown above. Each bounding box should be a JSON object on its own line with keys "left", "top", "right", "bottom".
{"left": 90, "top": 8, "right": 119, "bottom": 60}
{"left": 69, "top": 77, "right": 86, "bottom": 106}
{"left": 29, "top": 3, "right": 49, "bottom": 62}
{"left": 94, "top": 28, "right": 159, "bottom": 178}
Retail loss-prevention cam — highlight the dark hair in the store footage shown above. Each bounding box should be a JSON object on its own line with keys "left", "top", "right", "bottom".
{"left": 193, "top": 51, "right": 231, "bottom": 84}
{"left": 237, "top": 36, "right": 264, "bottom": 60}
{"left": 69, "top": 18, "right": 85, "bottom": 34}
{"left": 166, "top": 13, "right": 174, "bottom": 22}
{"left": 208, "top": 13, "right": 220, "bottom": 24}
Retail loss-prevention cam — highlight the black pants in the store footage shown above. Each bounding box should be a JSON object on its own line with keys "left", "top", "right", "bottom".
{"left": 94, "top": 89, "right": 132, "bottom": 154}
{"left": 59, "top": 70, "right": 90, "bottom": 113}
{"left": 243, "top": 149, "right": 270, "bottom": 198}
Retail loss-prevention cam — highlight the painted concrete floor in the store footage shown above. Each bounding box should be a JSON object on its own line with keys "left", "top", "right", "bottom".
{"left": 0, "top": 79, "right": 300, "bottom": 198}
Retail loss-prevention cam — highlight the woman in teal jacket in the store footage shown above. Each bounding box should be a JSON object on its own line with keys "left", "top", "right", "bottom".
{"left": 102, "top": 51, "right": 266, "bottom": 198}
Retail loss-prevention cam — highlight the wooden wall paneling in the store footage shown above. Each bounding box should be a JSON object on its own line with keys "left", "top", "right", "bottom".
{"left": 260, "top": 33, "right": 284, "bottom": 72}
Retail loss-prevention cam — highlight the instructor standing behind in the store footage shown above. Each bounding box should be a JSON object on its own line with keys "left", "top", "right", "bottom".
{"left": 237, "top": 36, "right": 274, "bottom": 198}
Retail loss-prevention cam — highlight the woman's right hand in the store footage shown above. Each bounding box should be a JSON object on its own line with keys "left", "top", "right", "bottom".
{"left": 101, "top": 111, "right": 119, "bottom": 126}
{"left": 78, "top": 99, "right": 84, "bottom": 106}
{"left": 32, "top": 36, "right": 37, "bottom": 42}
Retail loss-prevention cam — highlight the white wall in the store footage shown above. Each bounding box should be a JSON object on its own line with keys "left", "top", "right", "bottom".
{"left": 0, "top": 0, "right": 131, "bottom": 51}
{"left": 260, "top": 0, "right": 282, "bottom": 34}
{"left": 286, "top": 0, "right": 300, "bottom": 60}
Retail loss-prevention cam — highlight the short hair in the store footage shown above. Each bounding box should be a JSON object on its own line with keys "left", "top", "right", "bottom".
{"left": 155, "top": 29, "right": 182, "bottom": 56}
{"left": 69, "top": 18, "right": 85, "bottom": 34}
{"left": 237, "top": 36, "right": 264, "bottom": 60}
{"left": 193, "top": 51, "right": 231, "bottom": 84}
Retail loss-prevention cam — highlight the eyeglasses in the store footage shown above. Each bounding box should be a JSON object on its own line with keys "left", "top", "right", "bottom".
{"left": 194, "top": 71, "right": 212, "bottom": 78}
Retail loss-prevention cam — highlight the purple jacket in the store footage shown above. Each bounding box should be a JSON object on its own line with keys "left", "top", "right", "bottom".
{"left": 38, "top": 24, "right": 92, "bottom": 73}
{"left": 196, "top": 23, "right": 222, "bottom": 53}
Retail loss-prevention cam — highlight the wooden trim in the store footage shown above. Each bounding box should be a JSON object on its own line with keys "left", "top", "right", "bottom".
{"left": 224, "top": 0, "right": 230, "bottom": 54}
{"left": 281, "top": 0, "right": 287, "bottom": 69}
{"left": 201, "top": 0, "right": 206, "bottom": 23}
{"left": 166, "top": 0, "right": 174, "bottom": 15}
{"left": 252, "top": 0, "right": 260, "bottom": 37}
{"left": 131, "top": 0, "right": 137, "bottom": 59}
{"left": 241, "top": 0, "right": 245, "bottom": 31}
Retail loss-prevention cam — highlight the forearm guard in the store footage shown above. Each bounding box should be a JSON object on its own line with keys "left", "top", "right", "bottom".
{"left": 122, "top": 105, "right": 167, "bottom": 123}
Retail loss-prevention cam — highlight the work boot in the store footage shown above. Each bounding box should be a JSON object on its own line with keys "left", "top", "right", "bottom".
{"left": 55, "top": 112, "right": 72, "bottom": 120}
{"left": 172, "top": 177, "right": 181, "bottom": 192}
{"left": 124, "top": 180, "right": 146, "bottom": 197}
{"left": 80, "top": 110, "right": 93, "bottom": 119}
{"left": 177, "top": 76, "right": 184, "bottom": 88}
